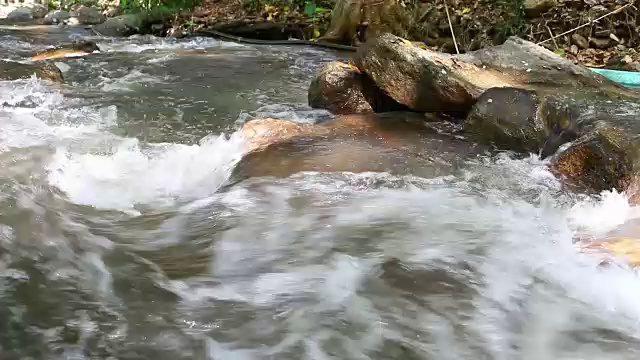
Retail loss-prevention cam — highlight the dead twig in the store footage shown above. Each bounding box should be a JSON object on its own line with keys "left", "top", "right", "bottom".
{"left": 442, "top": 0, "right": 459, "bottom": 54}
{"left": 546, "top": 23, "right": 558, "bottom": 49}
{"left": 537, "top": 3, "right": 633, "bottom": 45}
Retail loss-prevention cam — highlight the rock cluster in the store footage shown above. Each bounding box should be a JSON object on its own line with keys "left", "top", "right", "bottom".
{"left": 307, "top": 32, "right": 640, "bottom": 200}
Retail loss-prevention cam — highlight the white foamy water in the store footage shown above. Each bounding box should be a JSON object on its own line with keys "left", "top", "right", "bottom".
{"left": 95, "top": 35, "right": 247, "bottom": 54}
{"left": 96, "top": 68, "right": 173, "bottom": 92}
{"left": 160, "top": 178, "right": 640, "bottom": 359}
{"left": 46, "top": 133, "right": 246, "bottom": 210}
{"left": 0, "top": 77, "right": 116, "bottom": 151}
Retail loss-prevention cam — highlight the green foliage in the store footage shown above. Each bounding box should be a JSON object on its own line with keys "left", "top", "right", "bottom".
{"left": 61, "top": 0, "right": 97, "bottom": 10}
{"left": 492, "top": 0, "right": 527, "bottom": 43}
{"left": 244, "top": 0, "right": 333, "bottom": 16}
{"left": 119, "top": 0, "right": 199, "bottom": 14}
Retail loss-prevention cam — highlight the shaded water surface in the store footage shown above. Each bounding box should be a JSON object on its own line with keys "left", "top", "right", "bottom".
{"left": 2, "top": 25, "right": 640, "bottom": 360}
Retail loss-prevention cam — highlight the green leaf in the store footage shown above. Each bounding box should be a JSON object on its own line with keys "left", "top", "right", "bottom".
{"left": 312, "top": 26, "right": 320, "bottom": 38}
{"left": 554, "top": 48, "right": 565, "bottom": 56}
{"left": 304, "top": 1, "right": 316, "bottom": 16}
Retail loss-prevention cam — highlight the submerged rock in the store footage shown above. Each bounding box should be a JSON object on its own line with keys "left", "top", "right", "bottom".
{"left": 0, "top": 61, "right": 64, "bottom": 82}
{"left": 577, "top": 237, "right": 640, "bottom": 269}
{"left": 31, "top": 41, "right": 100, "bottom": 61}
{"left": 231, "top": 113, "right": 484, "bottom": 183}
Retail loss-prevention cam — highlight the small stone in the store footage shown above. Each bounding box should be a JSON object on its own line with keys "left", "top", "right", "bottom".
{"left": 571, "top": 33, "right": 589, "bottom": 49}
{"left": 523, "top": 0, "right": 558, "bottom": 16}
{"left": 570, "top": 45, "right": 579, "bottom": 55}
{"left": 590, "top": 37, "right": 613, "bottom": 49}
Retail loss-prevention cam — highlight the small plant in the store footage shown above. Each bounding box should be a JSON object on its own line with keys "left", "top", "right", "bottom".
{"left": 118, "top": 0, "right": 199, "bottom": 14}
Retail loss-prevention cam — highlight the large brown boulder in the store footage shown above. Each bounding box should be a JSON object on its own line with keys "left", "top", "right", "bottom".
{"left": 308, "top": 61, "right": 374, "bottom": 114}
{"left": 354, "top": 33, "right": 627, "bottom": 113}
{"left": 0, "top": 61, "right": 64, "bottom": 83}
{"left": 354, "top": 34, "right": 489, "bottom": 112}
{"left": 232, "top": 112, "right": 486, "bottom": 182}
{"left": 308, "top": 61, "right": 406, "bottom": 114}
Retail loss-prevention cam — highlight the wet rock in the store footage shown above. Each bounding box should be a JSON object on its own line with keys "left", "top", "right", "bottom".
{"left": 43, "top": 10, "right": 71, "bottom": 25}
{"left": 577, "top": 237, "right": 640, "bottom": 268}
{"left": 463, "top": 85, "right": 640, "bottom": 156}
{"left": 551, "top": 125, "right": 640, "bottom": 194}
{"left": 0, "top": 60, "right": 64, "bottom": 82}
{"left": 464, "top": 87, "right": 548, "bottom": 154}
{"left": 231, "top": 113, "right": 484, "bottom": 183}
{"left": 31, "top": 41, "right": 100, "bottom": 61}
{"left": 354, "top": 34, "right": 620, "bottom": 113}
{"left": 6, "top": 7, "right": 33, "bottom": 21}
{"left": 308, "top": 61, "right": 406, "bottom": 115}
{"left": 70, "top": 6, "right": 105, "bottom": 25}
{"left": 308, "top": 61, "right": 374, "bottom": 115}
{"left": 92, "top": 14, "right": 142, "bottom": 37}
{"left": 523, "top": 0, "right": 557, "bottom": 17}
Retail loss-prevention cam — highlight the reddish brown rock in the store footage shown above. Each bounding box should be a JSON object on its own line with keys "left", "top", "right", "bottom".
{"left": 233, "top": 113, "right": 485, "bottom": 182}
{"left": 308, "top": 61, "right": 374, "bottom": 115}
{"left": 550, "top": 125, "right": 640, "bottom": 194}
{"left": 308, "top": 61, "right": 406, "bottom": 115}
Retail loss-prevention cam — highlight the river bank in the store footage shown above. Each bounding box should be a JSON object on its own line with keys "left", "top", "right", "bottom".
{"left": 1, "top": 0, "right": 638, "bottom": 69}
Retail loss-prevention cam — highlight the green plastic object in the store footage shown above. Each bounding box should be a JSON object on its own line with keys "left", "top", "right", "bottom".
{"left": 589, "top": 68, "right": 640, "bottom": 89}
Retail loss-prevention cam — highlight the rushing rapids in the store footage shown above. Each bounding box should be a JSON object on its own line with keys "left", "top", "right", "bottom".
{"left": 2, "top": 25, "right": 640, "bottom": 359}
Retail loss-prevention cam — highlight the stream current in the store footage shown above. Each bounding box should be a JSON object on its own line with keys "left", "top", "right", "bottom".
{"left": 2, "top": 25, "right": 640, "bottom": 360}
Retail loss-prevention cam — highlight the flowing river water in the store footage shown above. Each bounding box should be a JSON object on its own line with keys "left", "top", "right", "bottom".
{"left": 2, "top": 25, "right": 640, "bottom": 360}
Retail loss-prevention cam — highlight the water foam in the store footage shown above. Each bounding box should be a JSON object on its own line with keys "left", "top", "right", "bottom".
{"left": 97, "top": 69, "right": 172, "bottom": 92}
{"left": 0, "top": 77, "right": 113, "bottom": 151}
{"left": 46, "top": 132, "right": 247, "bottom": 211}
{"left": 96, "top": 36, "right": 246, "bottom": 54}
